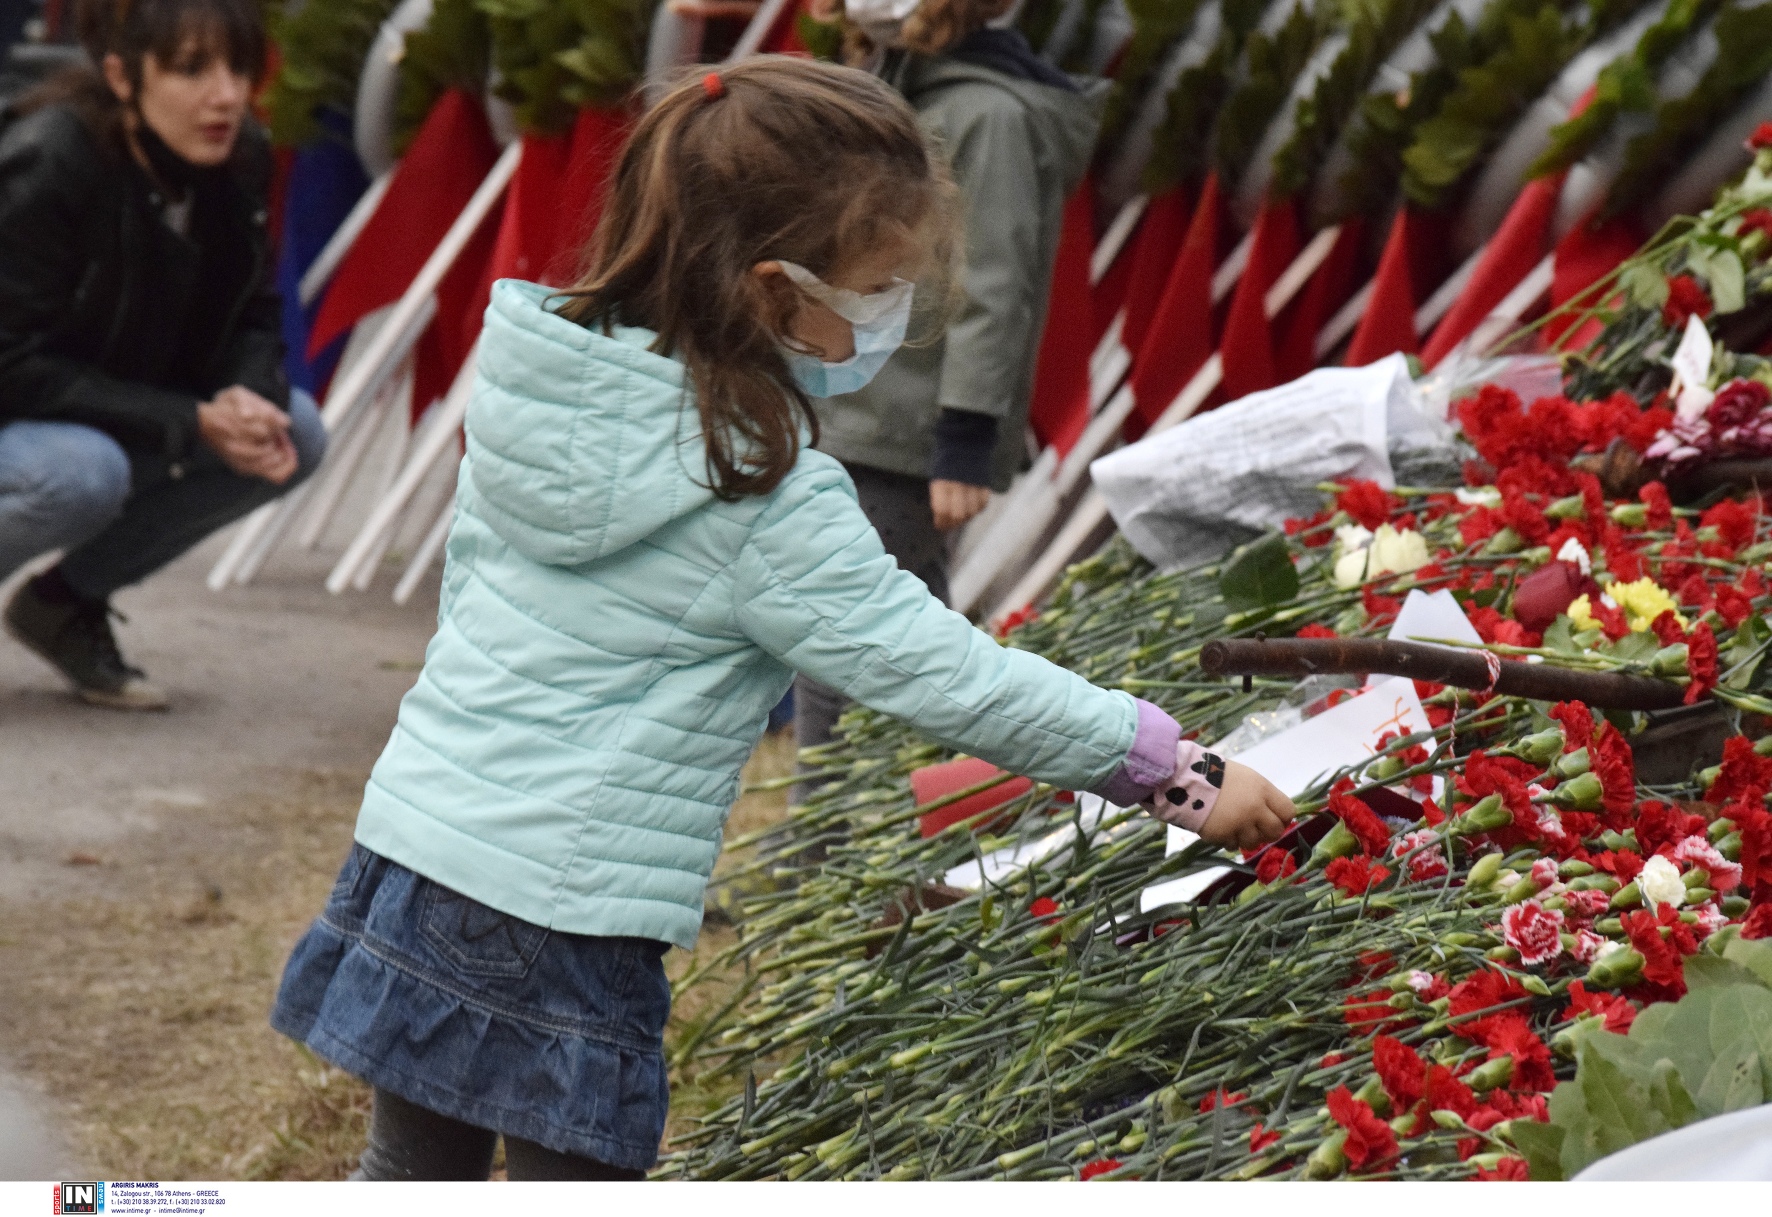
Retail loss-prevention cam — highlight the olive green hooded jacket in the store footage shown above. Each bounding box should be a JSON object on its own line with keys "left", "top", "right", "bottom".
{"left": 810, "top": 54, "right": 1107, "bottom": 492}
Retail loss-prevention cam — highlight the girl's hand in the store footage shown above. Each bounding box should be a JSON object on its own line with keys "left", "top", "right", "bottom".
{"left": 930, "top": 479, "right": 990, "bottom": 530}
{"left": 1197, "top": 761, "right": 1296, "bottom": 851}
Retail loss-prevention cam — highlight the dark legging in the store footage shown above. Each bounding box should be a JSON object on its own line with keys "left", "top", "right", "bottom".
{"left": 354, "top": 1088, "right": 645, "bottom": 1182}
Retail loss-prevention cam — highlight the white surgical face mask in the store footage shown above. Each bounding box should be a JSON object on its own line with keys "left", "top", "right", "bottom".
{"left": 775, "top": 260, "right": 914, "bottom": 399}
{"left": 843, "top": 0, "right": 920, "bottom": 45}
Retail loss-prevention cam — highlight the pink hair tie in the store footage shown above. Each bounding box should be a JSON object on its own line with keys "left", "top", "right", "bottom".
{"left": 703, "top": 72, "right": 725, "bottom": 100}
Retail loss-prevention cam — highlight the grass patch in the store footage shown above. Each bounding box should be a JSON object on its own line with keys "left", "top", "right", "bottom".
{"left": 0, "top": 737, "right": 797, "bottom": 1179}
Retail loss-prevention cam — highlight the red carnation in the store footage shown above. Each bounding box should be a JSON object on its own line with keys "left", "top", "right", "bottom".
{"left": 1329, "top": 779, "right": 1393, "bottom": 856}
{"left": 1715, "top": 585, "right": 1754, "bottom": 629}
{"left": 1733, "top": 803, "right": 1772, "bottom": 889}
{"left": 1640, "top": 481, "right": 1674, "bottom": 532}
{"left": 1713, "top": 737, "right": 1772, "bottom": 803}
{"left": 1501, "top": 489, "right": 1551, "bottom": 545}
{"left": 1363, "top": 585, "right": 1403, "bottom": 627}
{"left": 1604, "top": 531, "right": 1646, "bottom": 582}
{"left": 1327, "top": 855, "right": 1392, "bottom": 895}
{"left": 1548, "top": 701, "right": 1595, "bottom": 752}
{"left": 1198, "top": 1087, "right": 1248, "bottom": 1112}
{"left": 1562, "top": 981, "right": 1637, "bottom": 1033}
{"left": 996, "top": 604, "right": 1038, "bottom": 638}
{"left": 1297, "top": 623, "right": 1337, "bottom": 639}
{"left": 1338, "top": 479, "right": 1394, "bottom": 530}
{"left": 1029, "top": 896, "right": 1061, "bottom": 923}
{"left": 1449, "top": 969, "right": 1528, "bottom": 1018}
{"left": 1476, "top": 1158, "right": 1530, "bottom": 1181}
{"left": 1650, "top": 610, "right": 1687, "bottom": 647}
{"left": 1685, "top": 621, "right": 1719, "bottom": 705}
{"left": 1256, "top": 849, "right": 1298, "bottom": 885}
{"left": 1285, "top": 508, "right": 1335, "bottom": 545}
{"left": 1662, "top": 276, "right": 1712, "bottom": 330}
{"left": 1423, "top": 1064, "right": 1477, "bottom": 1119}
{"left": 1373, "top": 1035, "right": 1427, "bottom": 1109}
{"left": 1624, "top": 908, "right": 1689, "bottom": 999}
{"left": 1595, "top": 848, "right": 1645, "bottom": 884}
{"left": 1326, "top": 1086, "right": 1398, "bottom": 1172}
{"left": 1464, "top": 1012, "right": 1556, "bottom": 1092}
{"left": 1079, "top": 1158, "right": 1123, "bottom": 1181}
{"left": 1589, "top": 725, "right": 1637, "bottom": 824}
{"left": 1742, "top": 903, "right": 1772, "bottom": 939}
{"left": 1248, "top": 1123, "right": 1281, "bottom": 1154}
{"left": 1750, "top": 121, "right": 1772, "bottom": 150}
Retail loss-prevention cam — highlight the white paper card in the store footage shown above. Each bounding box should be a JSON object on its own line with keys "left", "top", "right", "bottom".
{"left": 942, "top": 794, "right": 1119, "bottom": 892}
{"left": 1387, "top": 588, "right": 1483, "bottom": 648}
{"left": 1139, "top": 676, "right": 1432, "bottom": 912}
{"left": 1672, "top": 314, "right": 1715, "bottom": 421}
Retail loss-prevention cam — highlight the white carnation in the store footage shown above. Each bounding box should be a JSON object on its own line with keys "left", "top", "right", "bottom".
{"left": 1456, "top": 486, "right": 1501, "bottom": 507}
{"left": 1556, "top": 537, "right": 1592, "bottom": 575}
{"left": 1638, "top": 854, "right": 1687, "bottom": 910}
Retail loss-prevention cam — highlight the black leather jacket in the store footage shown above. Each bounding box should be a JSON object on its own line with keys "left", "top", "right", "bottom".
{"left": 0, "top": 96, "right": 287, "bottom": 461}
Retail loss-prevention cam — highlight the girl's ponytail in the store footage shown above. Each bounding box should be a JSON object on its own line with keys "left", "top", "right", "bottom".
{"left": 556, "top": 57, "right": 951, "bottom": 501}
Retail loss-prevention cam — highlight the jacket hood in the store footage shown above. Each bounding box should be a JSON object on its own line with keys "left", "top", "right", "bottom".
{"left": 464, "top": 279, "right": 715, "bottom": 567}
{"left": 889, "top": 55, "right": 1107, "bottom": 190}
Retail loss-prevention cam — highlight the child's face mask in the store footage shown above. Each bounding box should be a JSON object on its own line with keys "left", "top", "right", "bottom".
{"left": 776, "top": 260, "right": 913, "bottom": 399}
{"left": 842, "top": 0, "right": 921, "bottom": 45}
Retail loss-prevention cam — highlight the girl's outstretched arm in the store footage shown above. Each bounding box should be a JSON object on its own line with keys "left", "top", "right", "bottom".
{"left": 734, "top": 459, "right": 1175, "bottom": 803}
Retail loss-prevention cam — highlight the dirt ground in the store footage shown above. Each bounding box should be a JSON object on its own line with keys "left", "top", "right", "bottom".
{"left": 0, "top": 534, "right": 790, "bottom": 1180}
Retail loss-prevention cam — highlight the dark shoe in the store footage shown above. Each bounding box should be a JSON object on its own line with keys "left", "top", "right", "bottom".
{"left": 3, "top": 578, "right": 168, "bottom": 710}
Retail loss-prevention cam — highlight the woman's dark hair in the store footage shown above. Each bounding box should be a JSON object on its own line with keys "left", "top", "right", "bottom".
{"left": 554, "top": 57, "right": 954, "bottom": 501}
{"left": 17, "top": 0, "right": 266, "bottom": 135}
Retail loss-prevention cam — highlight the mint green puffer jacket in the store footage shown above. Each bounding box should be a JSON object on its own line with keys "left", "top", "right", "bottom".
{"left": 354, "top": 280, "right": 1164, "bottom": 948}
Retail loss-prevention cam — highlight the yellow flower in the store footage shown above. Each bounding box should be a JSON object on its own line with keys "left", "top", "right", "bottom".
{"left": 1567, "top": 594, "right": 1594, "bottom": 630}
{"left": 1603, "top": 578, "right": 1687, "bottom": 633}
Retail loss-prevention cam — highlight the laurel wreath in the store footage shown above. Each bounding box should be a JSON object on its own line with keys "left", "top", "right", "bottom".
{"left": 1268, "top": 0, "right": 1442, "bottom": 199}
{"left": 262, "top": 0, "right": 403, "bottom": 147}
{"left": 1600, "top": 0, "right": 1772, "bottom": 216}
{"left": 392, "top": 0, "right": 492, "bottom": 155}
{"left": 1529, "top": 0, "right": 1723, "bottom": 180}
{"left": 1212, "top": 0, "right": 1333, "bottom": 185}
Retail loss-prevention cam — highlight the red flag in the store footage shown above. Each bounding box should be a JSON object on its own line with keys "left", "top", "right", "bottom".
{"left": 555, "top": 106, "right": 632, "bottom": 279}
{"left": 1218, "top": 195, "right": 1301, "bottom": 402}
{"left": 1027, "top": 185, "right": 1097, "bottom": 455}
{"left": 1346, "top": 207, "right": 1421, "bottom": 365}
{"left": 1129, "top": 172, "right": 1224, "bottom": 434}
{"left": 413, "top": 192, "right": 503, "bottom": 413}
{"left": 1417, "top": 173, "right": 1563, "bottom": 368}
{"left": 308, "top": 89, "right": 501, "bottom": 361}
{"left": 759, "top": 0, "right": 809, "bottom": 53}
{"left": 1275, "top": 216, "right": 1364, "bottom": 381}
{"left": 1546, "top": 210, "right": 1643, "bottom": 350}
{"left": 461, "top": 107, "right": 632, "bottom": 359}
{"left": 1120, "top": 187, "right": 1191, "bottom": 356}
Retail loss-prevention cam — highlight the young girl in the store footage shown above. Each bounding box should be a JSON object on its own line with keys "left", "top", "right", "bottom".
{"left": 272, "top": 57, "right": 1295, "bottom": 1182}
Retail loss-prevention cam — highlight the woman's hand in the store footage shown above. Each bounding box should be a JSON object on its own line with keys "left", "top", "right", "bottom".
{"left": 198, "top": 386, "right": 297, "bottom": 484}
{"left": 1196, "top": 761, "right": 1296, "bottom": 851}
{"left": 930, "top": 479, "right": 989, "bottom": 530}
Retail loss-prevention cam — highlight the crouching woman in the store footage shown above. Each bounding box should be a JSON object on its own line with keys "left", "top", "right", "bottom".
{"left": 0, "top": 0, "right": 325, "bottom": 709}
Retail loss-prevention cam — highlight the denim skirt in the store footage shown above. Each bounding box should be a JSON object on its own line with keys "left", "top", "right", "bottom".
{"left": 271, "top": 844, "right": 672, "bottom": 1171}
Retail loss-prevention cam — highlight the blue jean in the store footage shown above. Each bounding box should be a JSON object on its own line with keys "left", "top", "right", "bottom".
{"left": 0, "top": 390, "right": 327, "bottom": 598}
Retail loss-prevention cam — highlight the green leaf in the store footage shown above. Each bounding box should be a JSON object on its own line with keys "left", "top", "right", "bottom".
{"left": 1543, "top": 616, "right": 1582, "bottom": 656}
{"left": 1218, "top": 532, "right": 1301, "bottom": 612}
{"left": 1566, "top": 1035, "right": 1668, "bottom": 1174}
{"left": 1723, "top": 936, "right": 1772, "bottom": 988}
{"left": 1694, "top": 1040, "right": 1764, "bottom": 1116}
{"left": 1683, "top": 953, "right": 1765, "bottom": 992}
{"left": 1607, "top": 630, "right": 1660, "bottom": 665}
{"left": 1646, "top": 1056, "right": 1701, "bottom": 1129}
{"left": 1621, "top": 263, "right": 1670, "bottom": 309}
{"left": 1510, "top": 1116, "right": 1566, "bottom": 1180}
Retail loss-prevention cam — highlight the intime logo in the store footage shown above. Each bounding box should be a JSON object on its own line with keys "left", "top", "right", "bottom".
{"left": 53, "top": 1182, "right": 103, "bottom": 1214}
